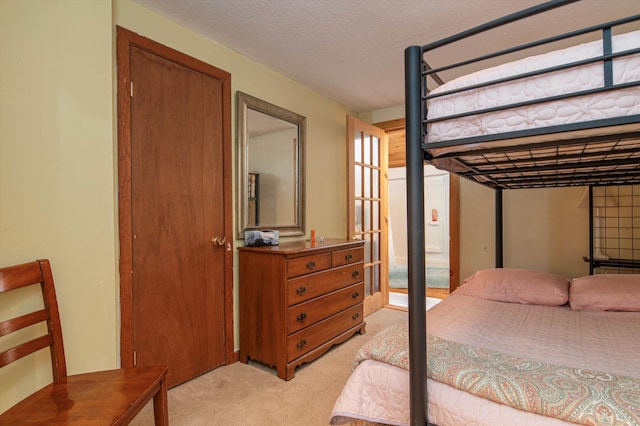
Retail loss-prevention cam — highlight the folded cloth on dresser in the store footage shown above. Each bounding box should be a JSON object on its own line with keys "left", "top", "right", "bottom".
{"left": 345, "top": 322, "right": 640, "bottom": 426}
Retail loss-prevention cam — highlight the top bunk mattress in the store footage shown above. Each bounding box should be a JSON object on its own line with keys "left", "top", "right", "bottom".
{"left": 426, "top": 29, "right": 640, "bottom": 157}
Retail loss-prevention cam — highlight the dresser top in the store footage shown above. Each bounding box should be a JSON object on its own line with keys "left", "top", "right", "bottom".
{"left": 238, "top": 238, "right": 363, "bottom": 255}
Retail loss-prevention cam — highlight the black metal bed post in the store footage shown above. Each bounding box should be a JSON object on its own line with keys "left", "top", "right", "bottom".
{"left": 589, "top": 185, "right": 594, "bottom": 275}
{"left": 495, "top": 189, "right": 503, "bottom": 268}
{"left": 405, "top": 45, "right": 427, "bottom": 426}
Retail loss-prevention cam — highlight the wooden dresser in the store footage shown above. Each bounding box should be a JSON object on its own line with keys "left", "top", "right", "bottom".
{"left": 238, "top": 239, "right": 366, "bottom": 380}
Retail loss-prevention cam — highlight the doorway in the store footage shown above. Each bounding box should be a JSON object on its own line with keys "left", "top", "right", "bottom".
{"left": 388, "top": 166, "right": 451, "bottom": 308}
{"left": 375, "top": 118, "right": 460, "bottom": 307}
{"left": 116, "top": 27, "right": 234, "bottom": 387}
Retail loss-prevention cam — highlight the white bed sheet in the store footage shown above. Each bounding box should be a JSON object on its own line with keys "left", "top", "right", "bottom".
{"left": 426, "top": 30, "right": 640, "bottom": 154}
{"left": 330, "top": 294, "right": 640, "bottom": 425}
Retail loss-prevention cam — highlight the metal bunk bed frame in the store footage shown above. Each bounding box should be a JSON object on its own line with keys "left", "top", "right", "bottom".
{"left": 404, "top": 1, "right": 640, "bottom": 424}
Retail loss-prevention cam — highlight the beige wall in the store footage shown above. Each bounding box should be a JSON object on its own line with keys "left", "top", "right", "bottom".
{"left": 459, "top": 181, "right": 590, "bottom": 281}
{"left": 459, "top": 178, "right": 496, "bottom": 280}
{"left": 503, "top": 187, "right": 589, "bottom": 279}
{"left": 0, "top": 0, "right": 116, "bottom": 411}
{"left": 0, "top": 0, "right": 352, "bottom": 412}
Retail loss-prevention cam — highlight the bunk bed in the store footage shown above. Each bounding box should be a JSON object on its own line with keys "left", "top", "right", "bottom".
{"left": 331, "top": 1, "right": 640, "bottom": 425}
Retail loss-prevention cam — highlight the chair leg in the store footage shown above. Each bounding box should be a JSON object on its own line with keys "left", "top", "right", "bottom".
{"left": 152, "top": 376, "right": 169, "bottom": 426}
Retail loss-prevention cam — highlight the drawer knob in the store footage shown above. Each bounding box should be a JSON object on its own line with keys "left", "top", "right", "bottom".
{"left": 345, "top": 254, "right": 353, "bottom": 261}
{"left": 297, "top": 312, "right": 307, "bottom": 322}
{"left": 352, "top": 291, "right": 360, "bottom": 299}
{"left": 296, "top": 286, "right": 307, "bottom": 296}
{"left": 297, "top": 339, "right": 307, "bottom": 349}
{"left": 352, "top": 312, "right": 360, "bottom": 321}
{"left": 352, "top": 270, "right": 360, "bottom": 278}
{"left": 306, "top": 260, "right": 316, "bottom": 270}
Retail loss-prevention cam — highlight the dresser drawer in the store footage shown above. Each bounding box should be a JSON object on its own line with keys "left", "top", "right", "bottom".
{"left": 287, "top": 263, "right": 363, "bottom": 306}
{"left": 239, "top": 239, "right": 365, "bottom": 380}
{"left": 287, "top": 283, "right": 364, "bottom": 334}
{"left": 286, "top": 253, "right": 331, "bottom": 278}
{"left": 332, "top": 247, "right": 364, "bottom": 267}
{"left": 287, "top": 304, "right": 363, "bottom": 362}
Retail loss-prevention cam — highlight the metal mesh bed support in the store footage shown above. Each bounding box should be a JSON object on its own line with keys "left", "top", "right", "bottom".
{"left": 587, "top": 184, "right": 640, "bottom": 274}
{"left": 438, "top": 135, "right": 640, "bottom": 190}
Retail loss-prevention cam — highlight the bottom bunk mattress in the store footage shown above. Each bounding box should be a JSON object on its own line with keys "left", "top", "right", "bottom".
{"left": 330, "top": 289, "right": 640, "bottom": 425}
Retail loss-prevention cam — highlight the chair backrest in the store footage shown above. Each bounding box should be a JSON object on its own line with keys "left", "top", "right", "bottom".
{"left": 0, "top": 259, "right": 67, "bottom": 381}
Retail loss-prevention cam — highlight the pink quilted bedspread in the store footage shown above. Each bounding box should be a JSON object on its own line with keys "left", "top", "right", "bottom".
{"left": 352, "top": 322, "right": 640, "bottom": 426}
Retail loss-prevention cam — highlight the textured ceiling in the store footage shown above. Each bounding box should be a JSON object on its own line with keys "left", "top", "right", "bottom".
{"left": 132, "top": 0, "right": 640, "bottom": 112}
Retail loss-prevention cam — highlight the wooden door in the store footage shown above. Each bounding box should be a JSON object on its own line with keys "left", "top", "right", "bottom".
{"left": 117, "top": 28, "right": 233, "bottom": 387}
{"left": 347, "top": 116, "right": 388, "bottom": 315}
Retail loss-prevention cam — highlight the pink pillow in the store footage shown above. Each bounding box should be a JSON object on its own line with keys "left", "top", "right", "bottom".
{"left": 569, "top": 274, "right": 640, "bottom": 311}
{"left": 455, "top": 268, "right": 569, "bottom": 306}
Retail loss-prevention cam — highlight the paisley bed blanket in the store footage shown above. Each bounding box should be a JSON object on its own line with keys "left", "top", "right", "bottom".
{"left": 352, "top": 323, "right": 640, "bottom": 425}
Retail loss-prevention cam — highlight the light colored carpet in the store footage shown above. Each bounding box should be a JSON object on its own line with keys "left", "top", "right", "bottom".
{"left": 130, "top": 308, "right": 408, "bottom": 426}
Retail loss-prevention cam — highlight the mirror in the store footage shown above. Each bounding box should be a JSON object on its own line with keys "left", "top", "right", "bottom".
{"left": 236, "top": 91, "right": 306, "bottom": 238}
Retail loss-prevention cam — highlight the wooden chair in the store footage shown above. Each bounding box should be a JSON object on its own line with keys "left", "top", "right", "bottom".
{"left": 0, "top": 259, "right": 168, "bottom": 425}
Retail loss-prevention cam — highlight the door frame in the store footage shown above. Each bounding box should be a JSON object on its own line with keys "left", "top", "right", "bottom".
{"left": 374, "top": 118, "right": 460, "bottom": 295}
{"left": 116, "top": 27, "right": 234, "bottom": 367}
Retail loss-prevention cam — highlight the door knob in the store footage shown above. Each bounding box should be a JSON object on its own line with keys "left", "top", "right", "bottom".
{"left": 211, "top": 236, "right": 226, "bottom": 246}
